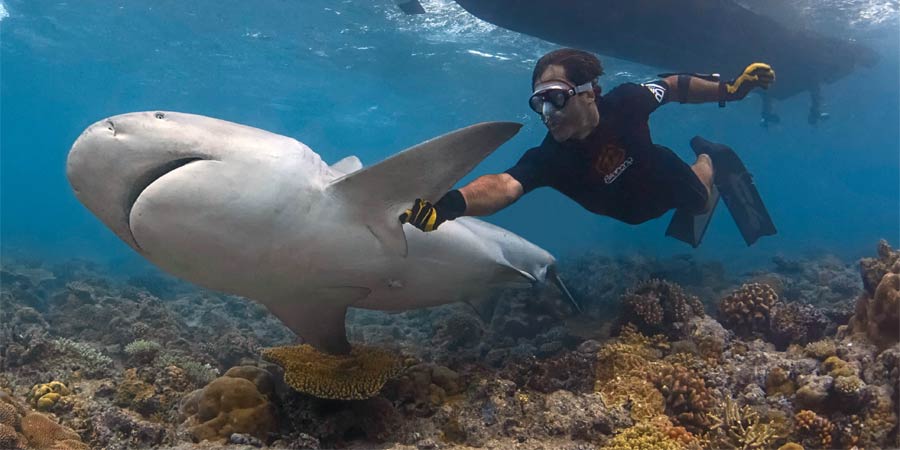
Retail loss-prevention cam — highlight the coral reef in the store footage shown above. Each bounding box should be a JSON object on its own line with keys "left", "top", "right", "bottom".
{"left": 848, "top": 240, "right": 900, "bottom": 350}
{"left": 179, "top": 366, "right": 277, "bottom": 443}
{"left": 261, "top": 344, "right": 405, "bottom": 400}
{"left": 2, "top": 243, "right": 899, "bottom": 449}
{"left": 706, "top": 397, "right": 784, "bottom": 450}
{"left": 0, "top": 388, "right": 88, "bottom": 450}
{"left": 618, "top": 279, "right": 706, "bottom": 339}
{"left": 28, "top": 381, "right": 70, "bottom": 411}
{"left": 718, "top": 283, "right": 779, "bottom": 340}
{"left": 652, "top": 362, "right": 716, "bottom": 433}
{"left": 794, "top": 409, "right": 835, "bottom": 449}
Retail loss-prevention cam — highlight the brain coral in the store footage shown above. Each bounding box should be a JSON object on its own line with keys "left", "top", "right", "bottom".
{"left": 181, "top": 366, "right": 276, "bottom": 443}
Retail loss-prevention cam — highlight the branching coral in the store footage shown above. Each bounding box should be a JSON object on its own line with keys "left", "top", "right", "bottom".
{"left": 706, "top": 397, "right": 783, "bottom": 450}
{"left": 123, "top": 339, "right": 162, "bottom": 364}
{"left": 718, "top": 283, "right": 778, "bottom": 339}
{"left": 49, "top": 338, "right": 113, "bottom": 377}
{"left": 619, "top": 279, "right": 705, "bottom": 338}
{"left": 262, "top": 344, "right": 404, "bottom": 400}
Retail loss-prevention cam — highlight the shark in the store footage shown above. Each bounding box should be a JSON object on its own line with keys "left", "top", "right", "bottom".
{"left": 66, "top": 111, "right": 567, "bottom": 354}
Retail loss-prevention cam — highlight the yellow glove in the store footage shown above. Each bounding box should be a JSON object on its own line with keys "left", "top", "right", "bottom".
{"left": 724, "top": 63, "right": 776, "bottom": 101}
{"left": 399, "top": 198, "right": 444, "bottom": 232}
{"left": 399, "top": 190, "right": 467, "bottom": 232}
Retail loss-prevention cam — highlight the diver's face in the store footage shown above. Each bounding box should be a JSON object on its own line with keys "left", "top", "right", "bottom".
{"left": 534, "top": 65, "right": 598, "bottom": 142}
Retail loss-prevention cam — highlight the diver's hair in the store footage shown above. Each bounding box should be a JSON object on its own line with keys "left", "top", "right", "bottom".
{"left": 532, "top": 48, "right": 604, "bottom": 88}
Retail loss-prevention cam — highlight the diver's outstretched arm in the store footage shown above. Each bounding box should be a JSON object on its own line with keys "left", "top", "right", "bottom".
{"left": 662, "top": 63, "right": 776, "bottom": 106}
{"left": 400, "top": 174, "right": 523, "bottom": 232}
{"left": 458, "top": 173, "right": 524, "bottom": 216}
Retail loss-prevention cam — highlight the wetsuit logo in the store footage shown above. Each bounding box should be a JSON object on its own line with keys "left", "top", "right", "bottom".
{"left": 642, "top": 83, "right": 666, "bottom": 103}
{"left": 603, "top": 157, "right": 633, "bottom": 184}
{"left": 594, "top": 144, "right": 633, "bottom": 184}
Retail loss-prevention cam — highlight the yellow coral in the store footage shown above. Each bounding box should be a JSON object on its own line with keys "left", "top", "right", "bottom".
{"left": 29, "top": 382, "right": 70, "bottom": 411}
{"left": 262, "top": 344, "right": 404, "bottom": 400}
{"left": 601, "top": 418, "right": 699, "bottom": 450}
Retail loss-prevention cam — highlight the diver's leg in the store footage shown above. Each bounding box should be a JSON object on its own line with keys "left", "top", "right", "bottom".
{"left": 690, "top": 154, "right": 714, "bottom": 212}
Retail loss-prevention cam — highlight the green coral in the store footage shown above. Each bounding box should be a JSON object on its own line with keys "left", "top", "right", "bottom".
{"left": 50, "top": 338, "right": 113, "bottom": 376}
{"left": 123, "top": 339, "right": 162, "bottom": 364}
{"left": 157, "top": 353, "right": 219, "bottom": 386}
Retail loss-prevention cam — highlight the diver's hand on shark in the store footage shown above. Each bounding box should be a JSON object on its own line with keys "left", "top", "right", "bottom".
{"left": 400, "top": 190, "right": 467, "bottom": 232}
{"left": 400, "top": 198, "right": 445, "bottom": 232}
{"left": 724, "top": 62, "right": 776, "bottom": 101}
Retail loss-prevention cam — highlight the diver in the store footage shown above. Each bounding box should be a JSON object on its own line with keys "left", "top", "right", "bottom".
{"left": 400, "top": 48, "right": 777, "bottom": 247}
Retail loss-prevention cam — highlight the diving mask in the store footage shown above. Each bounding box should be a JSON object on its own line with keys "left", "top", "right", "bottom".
{"left": 529, "top": 81, "right": 594, "bottom": 115}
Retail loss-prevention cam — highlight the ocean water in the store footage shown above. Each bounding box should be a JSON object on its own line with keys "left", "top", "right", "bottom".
{"left": 1, "top": 0, "right": 898, "bottom": 272}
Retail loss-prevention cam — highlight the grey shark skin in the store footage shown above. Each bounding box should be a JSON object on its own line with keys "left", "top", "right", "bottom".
{"left": 67, "top": 111, "right": 554, "bottom": 354}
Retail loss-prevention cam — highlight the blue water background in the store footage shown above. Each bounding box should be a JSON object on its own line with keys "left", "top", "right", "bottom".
{"left": 1, "top": 0, "right": 898, "bottom": 273}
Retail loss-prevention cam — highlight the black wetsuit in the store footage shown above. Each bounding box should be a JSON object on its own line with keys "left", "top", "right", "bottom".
{"left": 505, "top": 80, "right": 709, "bottom": 225}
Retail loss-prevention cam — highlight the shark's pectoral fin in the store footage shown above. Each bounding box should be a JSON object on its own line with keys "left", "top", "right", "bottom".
{"left": 267, "top": 287, "right": 371, "bottom": 355}
{"left": 327, "top": 122, "right": 523, "bottom": 257}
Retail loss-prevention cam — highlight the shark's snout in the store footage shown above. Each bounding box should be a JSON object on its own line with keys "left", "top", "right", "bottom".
{"left": 67, "top": 112, "right": 210, "bottom": 251}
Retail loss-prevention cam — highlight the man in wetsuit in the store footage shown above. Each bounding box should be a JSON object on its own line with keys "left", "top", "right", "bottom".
{"left": 400, "top": 48, "right": 775, "bottom": 233}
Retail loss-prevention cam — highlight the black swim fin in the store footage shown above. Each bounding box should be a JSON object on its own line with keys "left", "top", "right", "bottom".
{"left": 666, "top": 137, "right": 776, "bottom": 247}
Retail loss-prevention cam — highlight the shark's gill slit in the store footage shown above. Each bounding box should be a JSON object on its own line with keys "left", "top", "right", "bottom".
{"left": 124, "top": 156, "right": 205, "bottom": 252}
{"left": 125, "top": 157, "right": 204, "bottom": 217}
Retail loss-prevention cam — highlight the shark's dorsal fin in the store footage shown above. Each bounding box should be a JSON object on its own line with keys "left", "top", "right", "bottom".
{"left": 330, "top": 156, "right": 363, "bottom": 175}
{"left": 327, "top": 122, "right": 522, "bottom": 256}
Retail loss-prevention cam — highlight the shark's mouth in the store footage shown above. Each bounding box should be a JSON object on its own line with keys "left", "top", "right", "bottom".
{"left": 125, "top": 157, "right": 205, "bottom": 248}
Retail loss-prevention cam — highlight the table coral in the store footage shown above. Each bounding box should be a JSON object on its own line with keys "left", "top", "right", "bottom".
{"left": 262, "top": 343, "right": 404, "bottom": 400}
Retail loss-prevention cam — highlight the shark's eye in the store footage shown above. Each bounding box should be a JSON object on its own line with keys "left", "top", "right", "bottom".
{"left": 155, "top": 112, "right": 165, "bottom": 119}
